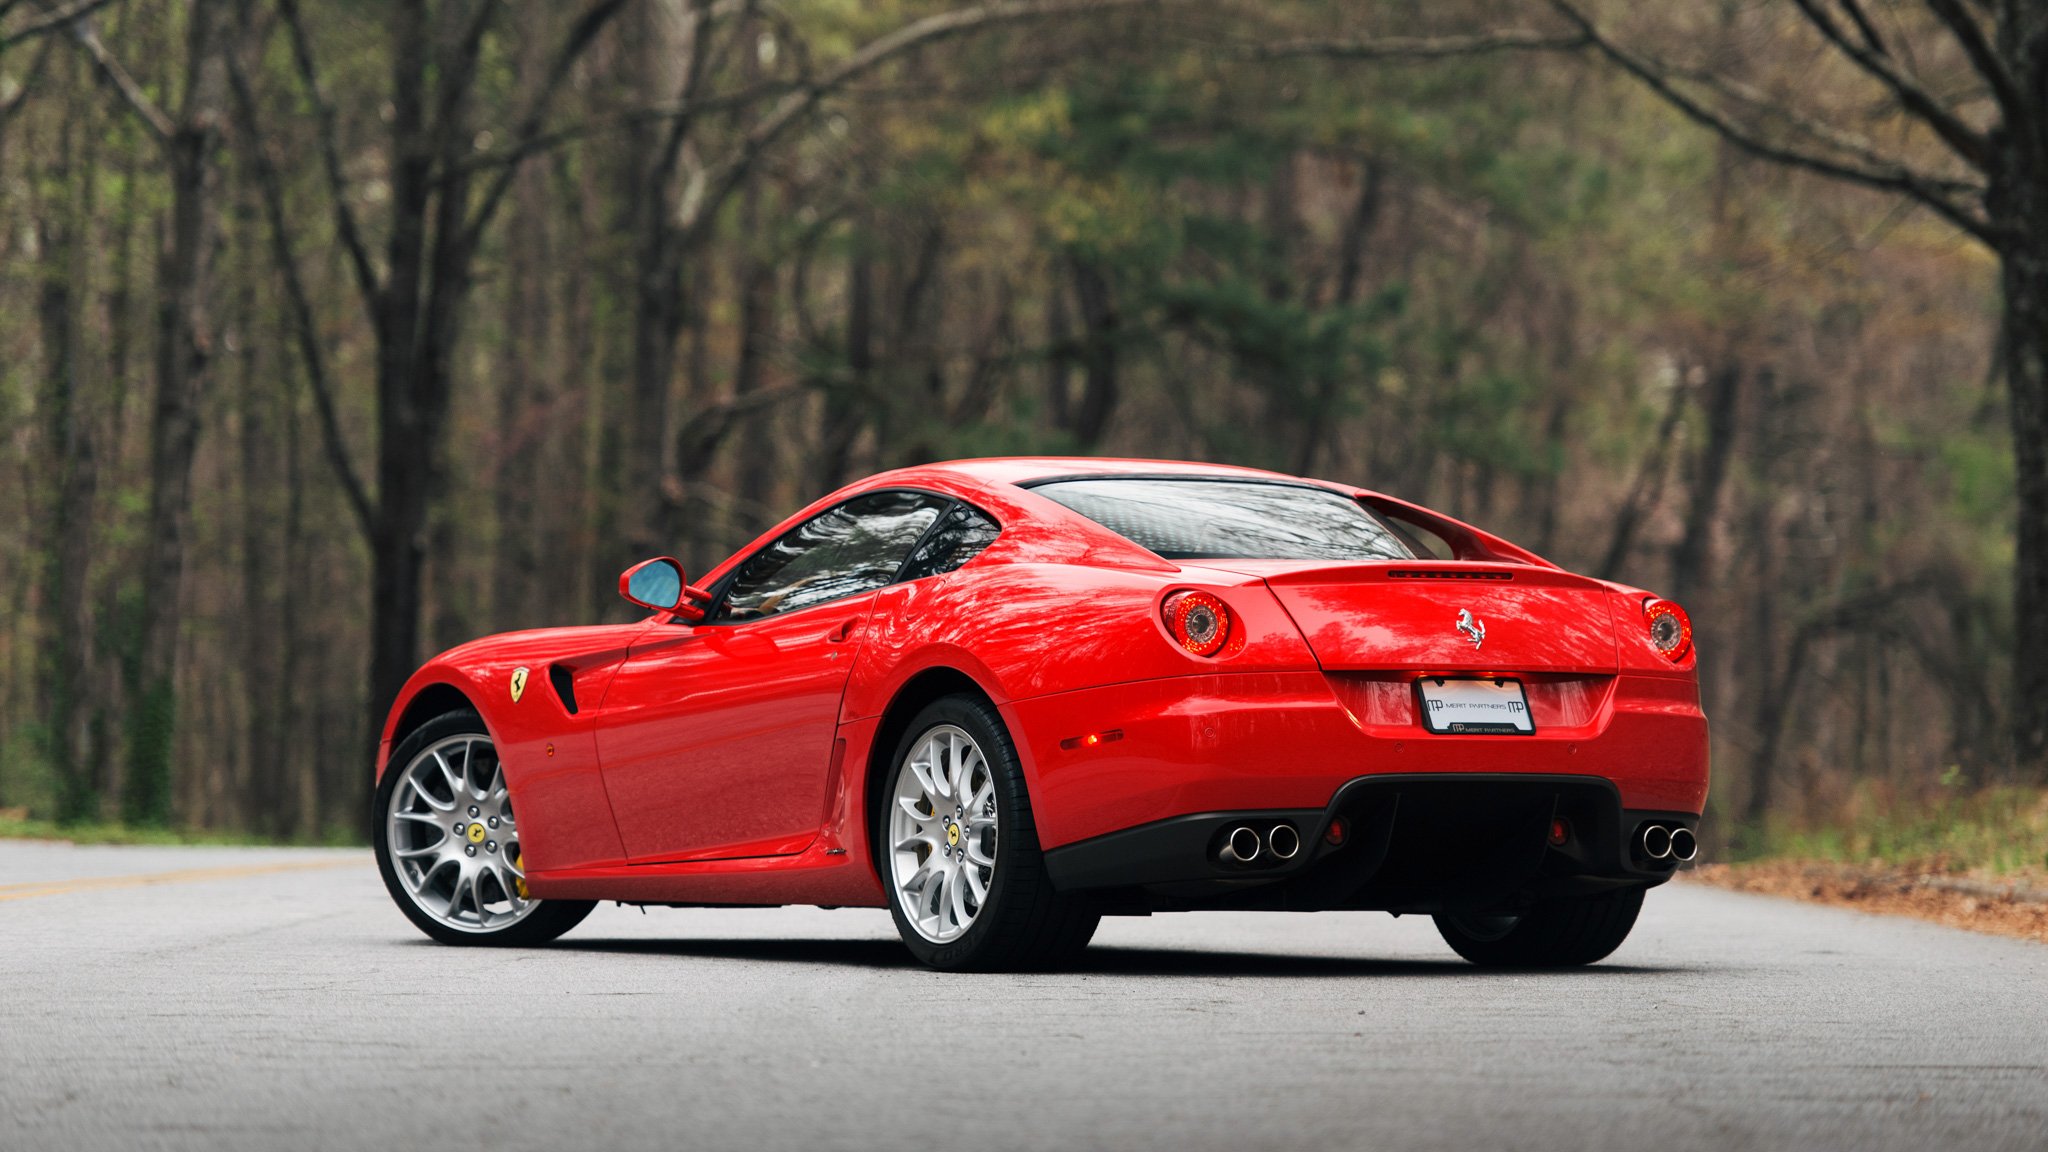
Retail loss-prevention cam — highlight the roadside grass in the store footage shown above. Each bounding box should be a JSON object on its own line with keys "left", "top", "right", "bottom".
{"left": 0, "top": 814, "right": 364, "bottom": 848}
{"left": 1739, "top": 786, "right": 2048, "bottom": 878}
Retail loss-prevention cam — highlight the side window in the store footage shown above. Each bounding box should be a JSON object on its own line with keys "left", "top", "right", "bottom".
{"left": 900, "top": 502, "right": 1001, "bottom": 581}
{"left": 713, "top": 492, "right": 946, "bottom": 622}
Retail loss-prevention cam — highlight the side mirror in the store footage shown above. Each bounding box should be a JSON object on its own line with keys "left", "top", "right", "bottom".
{"left": 619, "top": 557, "right": 707, "bottom": 620}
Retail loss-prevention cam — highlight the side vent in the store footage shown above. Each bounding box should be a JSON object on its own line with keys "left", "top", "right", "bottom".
{"left": 1385, "top": 568, "right": 1515, "bottom": 581}
{"left": 548, "top": 665, "right": 579, "bottom": 715}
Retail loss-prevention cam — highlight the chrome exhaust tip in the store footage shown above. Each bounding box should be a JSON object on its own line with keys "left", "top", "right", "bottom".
{"left": 1668, "top": 826, "right": 1698, "bottom": 863}
{"left": 1218, "top": 825, "right": 1262, "bottom": 864}
{"left": 1267, "top": 823, "right": 1301, "bottom": 861}
{"left": 1640, "top": 824, "right": 1673, "bottom": 860}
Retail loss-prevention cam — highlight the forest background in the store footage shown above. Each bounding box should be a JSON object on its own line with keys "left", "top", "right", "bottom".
{"left": 3, "top": 0, "right": 2043, "bottom": 866}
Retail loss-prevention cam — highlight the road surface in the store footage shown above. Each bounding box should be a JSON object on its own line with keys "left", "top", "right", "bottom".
{"left": 3, "top": 839, "right": 2044, "bottom": 1151}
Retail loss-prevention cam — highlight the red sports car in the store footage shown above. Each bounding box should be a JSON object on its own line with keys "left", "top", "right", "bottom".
{"left": 373, "top": 458, "right": 1707, "bottom": 970}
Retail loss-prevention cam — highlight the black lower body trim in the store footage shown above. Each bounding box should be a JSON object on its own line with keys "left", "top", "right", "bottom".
{"left": 1042, "top": 773, "right": 1698, "bottom": 915}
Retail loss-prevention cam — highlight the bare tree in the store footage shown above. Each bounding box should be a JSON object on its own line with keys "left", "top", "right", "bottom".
{"left": 1257, "top": 0, "right": 2048, "bottom": 780}
{"left": 66, "top": 0, "right": 231, "bottom": 823}
{"left": 1554, "top": 0, "right": 2048, "bottom": 779}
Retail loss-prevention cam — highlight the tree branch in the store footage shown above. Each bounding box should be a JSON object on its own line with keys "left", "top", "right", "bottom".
{"left": 67, "top": 12, "right": 171, "bottom": 140}
{"left": 1922, "top": 0, "right": 2028, "bottom": 127}
{"left": 0, "top": 0, "right": 122, "bottom": 51}
{"left": 1239, "top": 29, "right": 1590, "bottom": 62}
{"left": 227, "top": 49, "right": 377, "bottom": 540}
{"left": 1787, "top": 0, "right": 1987, "bottom": 168}
{"left": 276, "top": 0, "right": 380, "bottom": 309}
{"left": 456, "top": 0, "right": 630, "bottom": 256}
{"left": 0, "top": 34, "right": 53, "bottom": 123}
{"left": 1547, "top": 0, "right": 2000, "bottom": 244}
{"left": 427, "top": 0, "right": 500, "bottom": 168}
{"left": 685, "top": 0, "right": 1181, "bottom": 244}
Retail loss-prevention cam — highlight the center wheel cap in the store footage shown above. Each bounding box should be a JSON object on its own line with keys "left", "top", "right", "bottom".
{"left": 946, "top": 823, "right": 961, "bottom": 847}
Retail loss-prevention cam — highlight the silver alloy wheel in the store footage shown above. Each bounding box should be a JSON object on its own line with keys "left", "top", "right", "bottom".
{"left": 383, "top": 733, "right": 538, "bottom": 934}
{"left": 888, "top": 724, "right": 998, "bottom": 944}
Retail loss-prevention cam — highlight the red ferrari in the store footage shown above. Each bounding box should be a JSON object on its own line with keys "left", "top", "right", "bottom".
{"left": 373, "top": 458, "right": 1707, "bottom": 970}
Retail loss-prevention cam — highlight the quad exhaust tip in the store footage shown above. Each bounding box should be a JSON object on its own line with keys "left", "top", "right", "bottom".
{"left": 1267, "top": 823, "right": 1301, "bottom": 861}
{"left": 1218, "top": 825, "right": 1262, "bottom": 864}
{"left": 1669, "top": 826, "right": 1698, "bottom": 862}
{"left": 1641, "top": 824, "right": 1674, "bottom": 860}
{"left": 1639, "top": 823, "right": 1698, "bottom": 863}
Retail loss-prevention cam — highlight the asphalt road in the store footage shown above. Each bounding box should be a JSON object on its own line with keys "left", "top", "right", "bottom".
{"left": 3, "top": 840, "right": 2044, "bottom": 1152}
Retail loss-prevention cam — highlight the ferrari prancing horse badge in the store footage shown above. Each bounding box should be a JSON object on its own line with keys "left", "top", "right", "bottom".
{"left": 510, "top": 666, "right": 529, "bottom": 703}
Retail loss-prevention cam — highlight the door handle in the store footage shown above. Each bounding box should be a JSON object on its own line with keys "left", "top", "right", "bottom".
{"left": 826, "top": 619, "right": 858, "bottom": 643}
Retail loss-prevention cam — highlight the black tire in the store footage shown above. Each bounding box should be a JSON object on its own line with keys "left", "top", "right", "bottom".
{"left": 877, "top": 695, "right": 1099, "bottom": 971}
{"left": 374, "top": 709, "right": 595, "bottom": 947}
{"left": 1433, "top": 886, "right": 1645, "bottom": 968}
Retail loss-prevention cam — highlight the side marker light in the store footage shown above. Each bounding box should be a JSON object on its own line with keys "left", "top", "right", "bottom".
{"left": 1058, "top": 729, "right": 1125, "bottom": 751}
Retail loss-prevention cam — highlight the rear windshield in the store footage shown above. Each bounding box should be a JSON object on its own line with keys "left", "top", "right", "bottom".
{"left": 1032, "top": 478, "right": 1416, "bottom": 562}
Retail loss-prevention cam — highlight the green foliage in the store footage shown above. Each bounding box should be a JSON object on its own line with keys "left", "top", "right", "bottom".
{"left": 1742, "top": 786, "right": 2048, "bottom": 878}
{"left": 121, "top": 679, "right": 175, "bottom": 828}
{"left": 0, "top": 726, "right": 59, "bottom": 822}
{"left": 0, "top": 815, "right": 305, "bottom": 848}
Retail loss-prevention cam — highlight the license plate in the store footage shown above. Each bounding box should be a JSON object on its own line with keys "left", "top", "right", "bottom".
{"left": 1416, "top": 677, "right": 1534, "bottom": 735}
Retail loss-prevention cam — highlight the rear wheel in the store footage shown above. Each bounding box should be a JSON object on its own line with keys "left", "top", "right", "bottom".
{"left": 1433, "top": 886, "right": 1644, "bottom": 967}
{"left": 374, "top": 709, "right": 594, "bottom": 946}
{"left": 879, "top": 695, "right": 1098, "bottom": 971}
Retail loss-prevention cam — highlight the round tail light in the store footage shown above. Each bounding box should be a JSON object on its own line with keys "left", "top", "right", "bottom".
{"left": 1163, "top": 590, "right": 1233, "bottom": 657}
{"left": 1642, "top": 598, "right": 1693, "bottom": 661}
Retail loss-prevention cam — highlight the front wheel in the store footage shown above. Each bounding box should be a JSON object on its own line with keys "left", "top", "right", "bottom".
{"left": 1434, "top": 886, "right": 1645, "bottom": 968}
{"left": 374, "top": 709, "right": 594, "bottom": 946}
{"left": 879, "top": 695, "right": 1099, "bottom": 971}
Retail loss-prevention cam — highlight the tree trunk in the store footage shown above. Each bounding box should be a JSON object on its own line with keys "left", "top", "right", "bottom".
{"left": 366, "top": 0, "right": 435, "bottom": 755}
{"left": 815, "top": 240, "right": 872, "bottom": 494}
{"left": 35, "top": 95, "right": 98, "bottom": 823}
{"left": 124, "top": 3, "right": 225, "bottom": 826}
{"left": 1999, "top": 235, "right": 2048, "bottom": 776}
{"left": 731, "top": 176, "right": 780, "bottom": 526}
{"left": 1669, "top": 362, "right": 1741, "bottom": 608}
{"left": 1067, "top": 259, "right": 1119, "bottom": 449}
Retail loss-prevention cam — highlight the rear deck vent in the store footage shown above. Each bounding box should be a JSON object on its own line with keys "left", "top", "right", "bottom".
{"left": 548, "top": 665, "right": 579, "bottom": 715}
{"left": 1385, "top": 569, "right": 1515, "bottom": 581}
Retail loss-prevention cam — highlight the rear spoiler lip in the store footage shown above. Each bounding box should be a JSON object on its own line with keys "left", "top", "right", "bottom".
{"left": 1198, "top": 558, "right": 1615, "bottom": 593}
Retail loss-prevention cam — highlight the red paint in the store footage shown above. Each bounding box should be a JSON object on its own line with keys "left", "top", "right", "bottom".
{"left": 376, "top": 457, "right": 1711, "bottom": 908}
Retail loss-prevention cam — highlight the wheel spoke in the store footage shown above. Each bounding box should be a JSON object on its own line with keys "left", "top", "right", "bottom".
{"left": 946, "top": 863, "right": 970, "bottom": 931}
{"left": 963, "top": 863, "right": 988, "bottom": 905}
{"left": 895, "top": 829, "right": 939, "bottom": 853}
{"left": 964, "top": 836, "right": 995, "bottom": 869}
{"left": 406, "top": 775, "right": 454, "bottom": 813}
{"left": 909, "top": 758, "right": 941, "bottom": 805}
{"left": 946, "top": 734, "right": 967, "bottom": 799}
{"left": 482, "top": 746, "right": 504, "bottom": 799}
{"left": 491, "top": 863, "right": 524, "bottom": 909}
{"left": 432, "top": 751, "right": 463, "bottom": 804}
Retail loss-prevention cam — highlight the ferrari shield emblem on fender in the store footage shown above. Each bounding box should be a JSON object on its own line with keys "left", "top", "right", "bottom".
{"left": 509, "top": 666, "right": 529, "bottom": 703}
{"left": 1455, "top": 610, "right": 1485, "bottom": 649}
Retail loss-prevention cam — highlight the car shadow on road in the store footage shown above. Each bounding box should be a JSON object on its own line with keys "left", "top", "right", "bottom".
{"left": 548, "top": 936, "right": 1686, "bottom": 977}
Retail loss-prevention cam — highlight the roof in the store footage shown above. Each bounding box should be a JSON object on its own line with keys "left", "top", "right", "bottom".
{"left": 916, "top": 457, "right": 1302, "bottom": 487}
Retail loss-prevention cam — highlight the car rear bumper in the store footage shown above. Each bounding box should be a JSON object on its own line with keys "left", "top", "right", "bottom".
{"left": 1040, "top": 772, "right": 1696, "bottom": 913}
{"left": 1003, "top": 669, "right": 1708, "bottom": 852}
